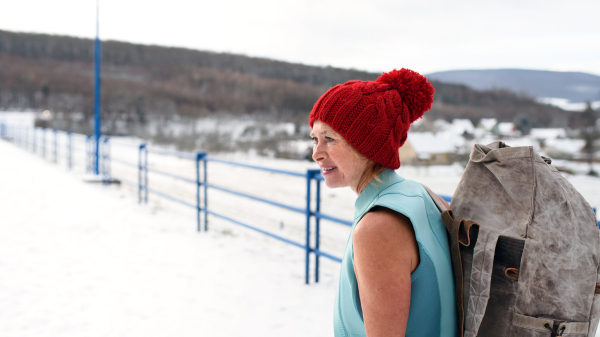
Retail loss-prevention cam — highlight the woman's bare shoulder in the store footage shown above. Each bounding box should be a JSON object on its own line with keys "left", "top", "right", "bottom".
{"left": 355, "top": 206, "right": 412, "bottom": 238}
{"left": 353, "top": 206, "right": 419, "bottom": 272}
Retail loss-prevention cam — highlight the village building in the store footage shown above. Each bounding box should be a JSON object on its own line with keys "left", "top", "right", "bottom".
{"left": 543, "top": 138, "right": 586, "bottom": 160}
{"left": 529, "top": 128, "right": 567, "bottom": 141}
{"left": 451, "top": 119, "right": 475, "bottom": 136}
{"left": 492, "top": 122, "right": 521, "bottom": 137}
{"left": 401, "top": 132, "right": 464, "bottom": 165}
{"left": 477, "top": 118, "right": 498, "bottom": 132}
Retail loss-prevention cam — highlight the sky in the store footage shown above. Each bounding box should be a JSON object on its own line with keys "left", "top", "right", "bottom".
{"left": 1, "top": 0, "right": 600, "bottom": 76}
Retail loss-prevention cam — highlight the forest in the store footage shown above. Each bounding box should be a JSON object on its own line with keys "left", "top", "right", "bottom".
{"left": 0, "top": 29, "right": 571, "bottom": 136}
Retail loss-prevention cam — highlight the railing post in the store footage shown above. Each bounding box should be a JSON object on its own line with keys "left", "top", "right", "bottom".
{"left": 196, "top": 152, "right": 202, "bottom": 232}
{"left": 67, "top": 131, "right": 72, "bottom": 170}
{"left": 102, "top": 137, "right": 110, "bottom": 184}
{"left": 203, "top": 155, "right": 208, "bottom": 231}
{"left": 53, "top": 129, "right": 58, "bottom": 163}
{"left": 144, "top": 146, "right": 148, "bottom": 203}
{"left": 138, "top": 144, "right": 146, "bottom": 204}
{"left": 42, "top": 127, "right": 46, "bottom": 159}
{"left": 86, "top": 135, "right": 93, "bottom": 174}
{"left": 315, "top": 174, "right": 322, "bottom": 283}
{"left": 32, "top": 127, "right": 37, "bottom": 153}
{"left": 305, "top": 169, "right": 313, "bottom": 284}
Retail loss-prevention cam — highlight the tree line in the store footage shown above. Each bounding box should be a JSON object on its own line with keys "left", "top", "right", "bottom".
{"left": 0, "top": 29, "right": 573, "bottom": 134}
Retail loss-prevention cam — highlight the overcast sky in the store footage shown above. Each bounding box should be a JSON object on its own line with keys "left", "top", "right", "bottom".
{"left": 2, "top": 0, "right": 599, "bottom": 76}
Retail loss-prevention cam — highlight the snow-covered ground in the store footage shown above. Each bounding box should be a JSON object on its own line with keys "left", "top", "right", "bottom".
{"left": 0, "top": 140, "right": 337, "bottom": 337}
{"left": 2, "top": 130, "right": 600, "bottom": 337}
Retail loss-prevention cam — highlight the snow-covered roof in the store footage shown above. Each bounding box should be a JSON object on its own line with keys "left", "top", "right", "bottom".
{"left": 451, "top": 119, "right": 475, "bottom": 134}
{"left": 502, "top": 137, "right": 543, "bottom": 152}
{"left": 530, "top": 128, "right": 566, "bottom": 140}
{"left": 0, "top": 111, "right": 37, "bottom": 127}
{"left": 433, "top": 119, "right": 452, "bottom": 132}
{"left": 407, "top": 132, "right": 463, "bottom": 155}
{"left": 537, "top": 97, "right": 600, "bottom": 112}
{"left": 477, "top": 118, "right": 497, "bottom": 131}
{"left": 545, "top": 138, "right": 586, "bottom": 154}
{"left": 495, "top": 122, "right": 520, "bottom": 136}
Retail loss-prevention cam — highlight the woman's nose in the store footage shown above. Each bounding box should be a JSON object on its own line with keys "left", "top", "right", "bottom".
{"left": 312, "top": 143, "right": 326, "bottom": 162}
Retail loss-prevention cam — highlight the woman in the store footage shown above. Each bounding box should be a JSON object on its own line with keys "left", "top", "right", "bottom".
{"left": 308, "top": 69, "right": 457, "bottom": 337}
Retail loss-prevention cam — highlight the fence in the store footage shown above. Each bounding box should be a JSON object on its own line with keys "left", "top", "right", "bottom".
{"left": 113, "top": 141, "right": 353, "bottom": 284}
{"left": 2, "top": 123, "right": 599, "bottom": 285}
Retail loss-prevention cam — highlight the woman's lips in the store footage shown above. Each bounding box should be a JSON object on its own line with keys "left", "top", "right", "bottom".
{"left": 321, "top": 166, "right": 337, "bottom": 175}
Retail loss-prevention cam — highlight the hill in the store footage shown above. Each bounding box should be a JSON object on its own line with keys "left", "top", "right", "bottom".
{"left": 0, "top": 30, "right": 571, "bottom": 135}
{"left": 427, "top": 69, "right": 600, "bottom": 103}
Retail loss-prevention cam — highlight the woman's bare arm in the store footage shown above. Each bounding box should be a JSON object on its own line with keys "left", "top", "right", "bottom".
{"left": 353, "top": 207, "right": 420, "bottom": 337}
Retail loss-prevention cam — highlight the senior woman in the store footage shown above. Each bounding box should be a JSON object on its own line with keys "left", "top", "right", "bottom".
{"left": 309, "top": 69, "right": 457, "bottom": 337}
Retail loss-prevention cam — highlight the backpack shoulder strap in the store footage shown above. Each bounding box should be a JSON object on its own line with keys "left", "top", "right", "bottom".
{"left": 419, "top": 183, "right": 448, "bottom": 213}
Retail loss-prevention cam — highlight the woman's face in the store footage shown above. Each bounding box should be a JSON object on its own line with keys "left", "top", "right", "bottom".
{"left": 310, "top": 120, "right": 370, "bottom": 194}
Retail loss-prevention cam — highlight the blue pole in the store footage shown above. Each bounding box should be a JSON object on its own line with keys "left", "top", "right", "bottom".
{"left": 138, "top": 144, "right": 145, "bottom": 203}
{"left": 93, "top": 0, "right": 101, "bottom": 175}
{"left": 203, "top": 154, "right": 208, "bottom": 231}
{"left": 144, "top": 146, "right": 148, "bottom": 203}
{"left": 315, "top": 174, "right": 321, "bottom": 283}
{"left": 53, "top": 129, "right": 57, "bottom": 163}
{"left": 42, "top": 127, "right": 46, "bottom": 159}
{"left": 196, "top": 152, "right": 201, "bottom": 232}
{"left": 305, "top": 170, "right": 312, "bottom": 284}
{"left": 86, "top": 135, "right": 93, "bottom": 173}
{"left": 67, "top": 131, "right": 72, "bottom": 170}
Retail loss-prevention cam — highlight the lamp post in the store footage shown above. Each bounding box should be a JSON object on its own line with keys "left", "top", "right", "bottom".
{"left": 93, "top": 0, "right": 101, "bottom": 175}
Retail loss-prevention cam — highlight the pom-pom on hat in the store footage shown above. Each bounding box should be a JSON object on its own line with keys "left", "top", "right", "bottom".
{"left": 308, "top": 68, "right": 435, "bottom": 169}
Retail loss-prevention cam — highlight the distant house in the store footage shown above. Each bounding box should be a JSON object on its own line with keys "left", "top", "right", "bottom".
{"left": 402, "top": 132, "right": 463, "bottom": 165}
{"left": 433, "top": 119, "right": 452, "bottom": 132}
{"left": 543, "top": 138, "right": 586, "bottom": 160}
{"left": 502, "top": 137, "right": 545, "bottom": 154}
{"left": 451, "top": 119, "right": 475, "bottom": 135}
{"left": 477, "top": 118, "right": 498, "bottom": 132}
{"left": 529, "top": 128, "right": 566, "bottom": 141}
{"left": 492, "top": 122, "right": 521, "bottom": 137}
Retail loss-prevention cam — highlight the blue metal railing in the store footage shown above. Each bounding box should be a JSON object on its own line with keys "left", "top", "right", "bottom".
{"left": 132, "top": 146, "right": 348, "bottom": 284}
{"left": 2, "top": 123, "right": 600, "bottom": 285}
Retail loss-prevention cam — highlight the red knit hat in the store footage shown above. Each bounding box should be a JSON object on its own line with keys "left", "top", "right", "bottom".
{"left": 308, "top": 68, "right": 435, "bottom": 169}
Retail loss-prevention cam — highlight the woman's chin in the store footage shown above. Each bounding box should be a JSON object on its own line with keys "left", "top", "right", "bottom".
{"left": 324, "top": 178, "right": 345, "bottom": 189}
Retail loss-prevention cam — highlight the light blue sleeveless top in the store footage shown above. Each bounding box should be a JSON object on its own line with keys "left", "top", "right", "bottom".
{"left": 334, "top": 169, "right": 458, "bottom": 337}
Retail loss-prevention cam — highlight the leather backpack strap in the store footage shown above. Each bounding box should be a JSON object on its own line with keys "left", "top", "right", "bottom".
{"left": 419, "top": 183, "right": 467, "bottom": 337}
{"left": 419, "top": 183, "right": 447, "bottom": 213}
{"left": 442, "top": 210, "right": 466, "bottom": 337}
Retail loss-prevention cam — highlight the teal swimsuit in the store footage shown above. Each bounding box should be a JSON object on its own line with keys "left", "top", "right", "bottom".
{"left": 334, "top": 169, "right": 458, "bottom": 337}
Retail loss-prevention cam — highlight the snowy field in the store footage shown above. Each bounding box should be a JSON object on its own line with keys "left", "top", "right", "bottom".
{"left": 0, "top": 140, "right": 337, "bottom": 337}
{"left": 2, "top": 131, "right": 600, "bottom": 337}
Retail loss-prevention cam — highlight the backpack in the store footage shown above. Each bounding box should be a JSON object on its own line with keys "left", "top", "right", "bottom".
{"left": 423, "top": 141, "right": 600, "bottom": 337}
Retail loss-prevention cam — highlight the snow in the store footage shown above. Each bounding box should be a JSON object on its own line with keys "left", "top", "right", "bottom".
{"left": 496, "top": 122, "right": 520, "bottom": 137}
{"left": 537, "top": 97, "right": 600, "bottom": 112}
{"left": 407, "top": 132, "right": 464, "bottom": 156}
{"left": 433, "top": 118, "right": 452, "bottom": 132}
{"left": 478, "top": 118, "right": 497, "bottom": 131}
{"left": 0, "top": 140, "right": 337, "bottom": 337}
{"left": 530, "top": 128, "right": 567, "bottom": 140}
{"left": 451, "top": 119, "right": 475, "bottom": 135}
{"left": 0, "top": 111, "right": 37, "bottom": 127}
{"left": 545, "top": 138, "right": 586, "bottom": 154}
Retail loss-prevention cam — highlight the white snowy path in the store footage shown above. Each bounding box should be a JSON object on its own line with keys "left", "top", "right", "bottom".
{"left": 0, "top": 140, "right": 336, "bottom": 337}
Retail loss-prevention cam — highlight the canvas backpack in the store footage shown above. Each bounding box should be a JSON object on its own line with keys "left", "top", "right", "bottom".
{"left": 424, "top": 141, "right": 600, "bottom": 337}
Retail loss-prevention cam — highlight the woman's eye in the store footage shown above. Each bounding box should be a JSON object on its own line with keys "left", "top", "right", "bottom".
{"left": 326, "top": 137, "right": 334, "bottom": 142}
{"left": 312, "top": 137, "right": 318, "bottom": 144}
